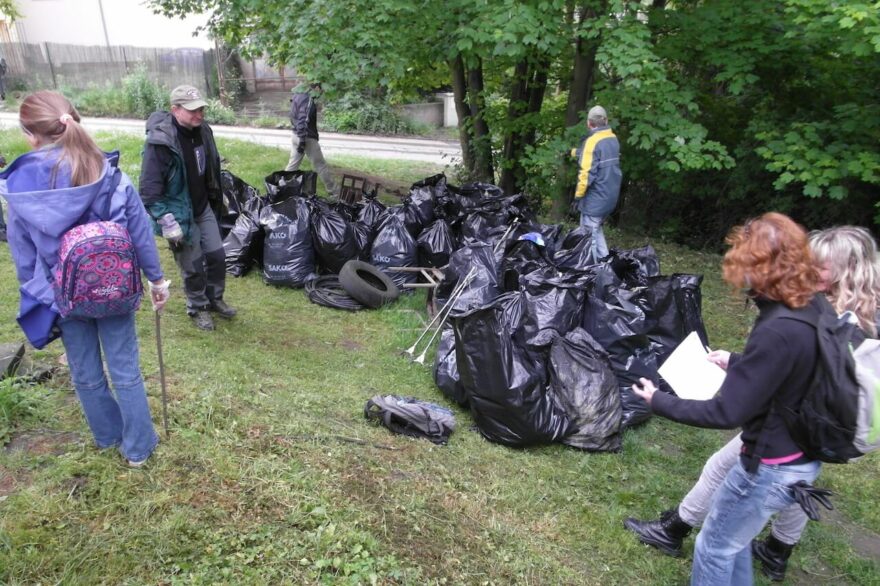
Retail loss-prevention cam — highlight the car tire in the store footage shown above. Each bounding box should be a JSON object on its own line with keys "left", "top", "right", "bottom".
{"left": 339, "top": 260, "right": 400, "bottom": 308}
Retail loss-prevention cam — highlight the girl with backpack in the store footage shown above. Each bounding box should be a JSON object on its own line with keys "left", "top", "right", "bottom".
{"left": 2, "top": 91, "right": 171, "bottom": 467}
{"left": 623, "top": 224, "right": 880, "bottom": 582}
{"left": 629, "top": 213, "right": 825, "bottom": 585}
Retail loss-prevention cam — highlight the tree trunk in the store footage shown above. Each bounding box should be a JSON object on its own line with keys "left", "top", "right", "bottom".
{"left": 550, "top": 5, "right": 604, "bottom": 221}
{"left": 449, "top": 54, "right": 474, "bottom": 175}
{"left": 499, "top": 59, "right": 530, "bottom": 194}
{"left": 500, "top": 60, "right": 549, "bottom": 195}
{"left": 467, "top": 58, "right": 494, "bottom": 182}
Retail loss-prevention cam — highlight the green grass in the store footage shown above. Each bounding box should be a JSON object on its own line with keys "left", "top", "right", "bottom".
{"left": 0, "top": 130, "right": 878, "bottom": 584}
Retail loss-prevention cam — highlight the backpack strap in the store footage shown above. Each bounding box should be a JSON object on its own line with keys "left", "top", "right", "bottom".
{"left": 101, "top": 167, "right": 123, "bottom": 222}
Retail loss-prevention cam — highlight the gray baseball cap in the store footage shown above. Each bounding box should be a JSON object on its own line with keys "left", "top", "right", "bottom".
{"left": 588, "top": 105, "right": 607, "bottom": 122}
{"left": 170, "top": 85, "right": 207, "bottom": 110}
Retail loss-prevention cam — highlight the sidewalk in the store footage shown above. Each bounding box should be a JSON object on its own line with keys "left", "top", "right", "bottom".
{"left": 0, "top": 112, "right": 462, "bottom": 166}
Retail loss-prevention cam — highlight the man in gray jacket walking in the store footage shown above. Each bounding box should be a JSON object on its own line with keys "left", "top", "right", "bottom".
{"left": 285, "top": 82, "right": 337, "bottom": 196}
{"left": 571, "top": 105, "right": 622, "bottom": 260}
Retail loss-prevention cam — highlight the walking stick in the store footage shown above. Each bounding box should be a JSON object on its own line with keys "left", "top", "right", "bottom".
{"left": 154, "top": 310, "right": 169, "bottom": 438}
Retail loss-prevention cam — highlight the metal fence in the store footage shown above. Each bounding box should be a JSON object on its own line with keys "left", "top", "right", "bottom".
{"left": 0, "top": 41, "right": 214, "bottom": 96}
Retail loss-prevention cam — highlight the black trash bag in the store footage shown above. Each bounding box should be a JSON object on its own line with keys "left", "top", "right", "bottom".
{"left": 548, "top": 328, "right": 623, "bottom": 452}
{"left": 382, "top": 203, "right": 423, "bottom": 239}
{"left": 219, "top": 170, "right": 259, "bottom": 238}
{"left": 351, "top": 221, "right": 373, "bottom": 259}
{"left": 407, "top": 183, "right": 436, "bottom": 227}
{"left": 332, "top": 199, "right": 362, "bottom": 223}
{"left": 553, "top": 225, "right": 599, "bottom": 271}
{"left": 264, "top": 170, "right": 318, "bottom": 203}
{"left": 642, "top": 274, "right": 709, "bottom": 365}
{"left": 435, "top": 243, "right": 500, "bottom": 312}
{"left": 459, "top": 209, "right": 512, "bottom": 244}
{"left": 433, "top": 326, "right": 467, "bottom": 407}
{"left": 357, "top": 192, "right": 387, "bottom": 232}
{"left": 452, "top": 292, "right": 575, "bottom": 447}
{"left": 449, "top": 182, "right": 505, "bottom": 214}
{"left": 475, "top": 192, "right": 536, "bottom": 226}
{"left": 308, "top": 201, "right": 359, "bottom": 274}
{"left": 520, "top": 271, "right": 592, "bottom": 346}
{"left": 223, "top": 196, "right": 266, "bottom": 277}
{"left": 260, "top": 197, "right": 315, "bottom": 287}
{"left": 417, "top": 219, "right": 455, "bottom": 268}
{"left": 609, "top": 245, "right": 661, "bottom": 287}
{"left": 370, "top": 214, "right": 417, "bottom": 288}
{"left": 364, "top": 395, "right": 456, "bottom": 445}
{"left": 500, "top": 237, "right": 555, "bottom": 292}
{"left": 583, "top": 278, "right": 658, "bottom": 428}
{"left": 530, "top": 223, "right": 565, "bottom": 256}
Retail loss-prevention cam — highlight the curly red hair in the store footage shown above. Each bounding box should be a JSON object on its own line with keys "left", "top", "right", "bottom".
{"left": 722, "top": 212, "right": 818, "bottom": 308}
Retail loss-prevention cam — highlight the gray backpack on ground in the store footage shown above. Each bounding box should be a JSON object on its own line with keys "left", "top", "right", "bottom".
{"left": 364, "top": 395, "right": 456, "bottom": 445}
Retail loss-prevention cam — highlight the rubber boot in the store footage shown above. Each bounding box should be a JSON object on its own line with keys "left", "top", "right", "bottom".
{"left": 752, "top": 535, "right": 794, "bottom": 582}
{"left": 623, "top": 508, "right": 694, "bottom": 557}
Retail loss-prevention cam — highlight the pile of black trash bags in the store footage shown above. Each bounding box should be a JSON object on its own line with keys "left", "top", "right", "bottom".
{"left": 219, "top": 169, "right": 710, "bottom": 452}
{"left": 220, "top": 170, "right": 527, "bottom": 289}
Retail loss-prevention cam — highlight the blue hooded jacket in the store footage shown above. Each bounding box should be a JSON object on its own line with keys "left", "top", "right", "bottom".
{"left": 1, "top": 147, "right": 164, "bottom": 310}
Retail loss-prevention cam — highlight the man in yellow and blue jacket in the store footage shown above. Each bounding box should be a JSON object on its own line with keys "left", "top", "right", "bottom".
{"left": 571, "top": 105, "right": 621, "bottom": 260}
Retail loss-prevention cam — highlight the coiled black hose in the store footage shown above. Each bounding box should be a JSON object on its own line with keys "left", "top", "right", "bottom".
{"left": 305, "top": 275, "right": 366, "bottom": 311}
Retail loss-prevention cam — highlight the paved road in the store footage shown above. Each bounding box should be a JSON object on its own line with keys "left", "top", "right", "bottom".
{"left": 0, "top": 112, "right": 462, "bottom": 166}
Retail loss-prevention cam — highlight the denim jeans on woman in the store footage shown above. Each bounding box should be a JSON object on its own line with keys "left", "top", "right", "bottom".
{"left": 690, "top": 459, "right": 821, "bottom": 586}
{"left": 680, "top": 433, "right": 810, "bottom": 544}
{"left": 59, "top": 312, "right": 158, "bottom": 462}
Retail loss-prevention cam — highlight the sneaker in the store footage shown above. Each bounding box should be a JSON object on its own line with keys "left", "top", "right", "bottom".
{"left": 192, "top": 310, "right": 215, "bottom": 331}
{"left": 209, "top": 299, "right": 237, "bottom": 319}
{"left": 127, "top": 457, "right": 148, "bottom": 468}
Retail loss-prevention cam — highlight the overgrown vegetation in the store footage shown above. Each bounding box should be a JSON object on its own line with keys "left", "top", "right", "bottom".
{"left": 0, "top": 130, "right": 878, "bottom": 584}
{"left": 150, "top": 0, "right": 880, "bottom": 247}
{"left": 323, "top": 95, "right": 430, "bottom": 136}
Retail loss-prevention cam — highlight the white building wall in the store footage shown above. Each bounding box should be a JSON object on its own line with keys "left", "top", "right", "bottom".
{"left": 14, "top": 0, "right": 211, "bottom": 48}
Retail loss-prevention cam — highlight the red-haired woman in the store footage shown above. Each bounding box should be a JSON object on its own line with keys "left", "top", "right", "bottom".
{"left": 632, "top": 212, "right": 823, "bottom": 586}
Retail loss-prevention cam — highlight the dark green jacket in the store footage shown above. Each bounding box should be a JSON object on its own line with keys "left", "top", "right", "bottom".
{"left": 138, "top": 111, "right": 222, "bottom": 243}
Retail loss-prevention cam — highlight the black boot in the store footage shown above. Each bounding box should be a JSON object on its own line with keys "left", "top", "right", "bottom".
{"left": 624, "top": 509, "right": 693, "bottom": 557}
{"left": 752, "top": 535, "right": 794, "bottom": 582}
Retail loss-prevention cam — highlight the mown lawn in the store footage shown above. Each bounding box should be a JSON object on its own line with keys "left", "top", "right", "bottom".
{"left": 0, "top": 129, "right": 878, "bottom": 585}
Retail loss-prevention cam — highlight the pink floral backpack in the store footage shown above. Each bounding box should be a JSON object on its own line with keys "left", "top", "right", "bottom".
{"left": 52, "top": 169, "right": 143, "bottom": 318}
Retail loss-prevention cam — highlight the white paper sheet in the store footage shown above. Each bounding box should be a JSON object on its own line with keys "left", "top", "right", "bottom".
{"left": 658, "top": 331, "right": 726, "bottom": 401}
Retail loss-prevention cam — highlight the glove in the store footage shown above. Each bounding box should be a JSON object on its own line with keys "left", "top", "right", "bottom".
{"left": 158, "top": 214, "right": 183, "bottom": 246}
{"left": 568, "top": 198, "right": 580, "bottom": 218}
{"left": 789, "top": 480, "right": 834, "bottom": 521}
{"left": 296, "top": 142, "right": 306, "bottom": 155}
{"left": 148, "top": 279, "right": 171, "bottom": 312}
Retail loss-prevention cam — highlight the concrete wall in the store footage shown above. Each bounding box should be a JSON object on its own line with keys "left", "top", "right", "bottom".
{"left": 395, "top": 102, "right": 444, "bottom": 128}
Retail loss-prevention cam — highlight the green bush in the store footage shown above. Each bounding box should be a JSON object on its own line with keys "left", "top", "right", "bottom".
{"left": 121, "top": 64, "right": 167, "bottom": 119}
{"left": 205, "top": 98, "right": 237, "bottom": 125}
{"left": 68, "top": 84, "right": 129, "bottom": 118}
{"left": 322, "top": 96, "right": 424, "bottom": 135}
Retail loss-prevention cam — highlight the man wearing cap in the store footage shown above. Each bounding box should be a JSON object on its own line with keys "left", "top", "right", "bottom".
{"left": 571, "top": 105, "right": 622, "bottom": 260}
{"left": 285, "top": 82, "right": 337, "bottom": 196}
{"left": 139, "top": 84, "right": 236, "bottom": 331}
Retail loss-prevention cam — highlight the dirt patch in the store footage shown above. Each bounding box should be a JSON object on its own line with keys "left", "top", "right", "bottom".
{"left": 5, "top": 429, "right": 82, "bottom": 456}
{"left": 339, "top": 339, "right": 363, "bottom": 351}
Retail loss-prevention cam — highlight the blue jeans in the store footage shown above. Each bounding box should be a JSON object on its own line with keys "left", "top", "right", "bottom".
{"left": 59, "top": 312, "right": 158, "bottom": 462}
{"left": 691, "top": 459, "right": 821, "bottom": 586}
{"left": 579, "top": 213, "right": 608, "bottom": 260}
